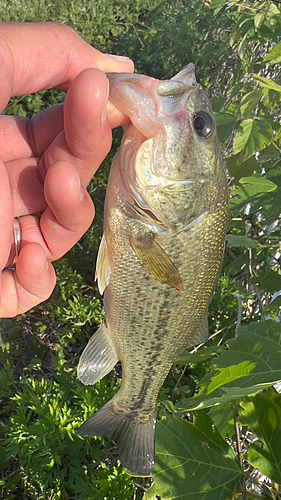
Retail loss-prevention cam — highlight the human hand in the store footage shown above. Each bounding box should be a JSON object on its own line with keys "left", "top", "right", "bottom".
{"left": 0, "top": 22, "right": 134, "bottom": 317}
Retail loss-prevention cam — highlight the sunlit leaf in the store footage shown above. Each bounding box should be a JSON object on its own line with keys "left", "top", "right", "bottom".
{"left": 233, "top": 118, "right": 272, "bottom": 163}
{"left": 239, "top": 392, "right": 281, "bottom": 484}
{"left": 239, "top": 176, "right": 277, "bottom": 196}
{"left": 145, "top": 413, "right": 240, "bottom": 500}
{"left": 226, "top": 235, "right": 258, "bottom": 248}
{"left": 253, "top": 75, "right": 281, "bottom": 94}
{"left": 264, "top": 41, "right": 281, "bottom": 64}
{"left": 254, "top": 13, "right": 265, "bottom": 29}
{"left": 177, "top": 321, "right": 281, "bottom": 411}
{"left": 240, "top": 89, "right": 262, "bottom": 118}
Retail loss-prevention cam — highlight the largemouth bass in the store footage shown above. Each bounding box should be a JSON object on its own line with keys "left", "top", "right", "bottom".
{"left": 77, "top": 64, "right": 229, "bottom": 476}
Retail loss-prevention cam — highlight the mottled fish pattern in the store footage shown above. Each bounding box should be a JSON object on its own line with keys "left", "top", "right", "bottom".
{"left": 77, "top": 64, "right": 229, "bottom": 476}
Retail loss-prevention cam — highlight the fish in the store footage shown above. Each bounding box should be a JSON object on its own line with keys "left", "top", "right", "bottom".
{"left": 77, "top": 64, "right": 229, "bottom": 476}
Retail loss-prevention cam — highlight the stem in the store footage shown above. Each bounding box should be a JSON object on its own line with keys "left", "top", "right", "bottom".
{"left": 232, "top": 400, "right": 247, "bottom": 500}
{"left": 235, "top": 294, "right": 242, "bottom": 338}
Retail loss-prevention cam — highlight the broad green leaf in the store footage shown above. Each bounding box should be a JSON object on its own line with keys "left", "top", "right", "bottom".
{"left": 253, "top": 75, "right": 281, "bottom": 94}
{"left": 240, "top": 90, "right": 262, "bottom": 118}
{"left": 214, "top": 112, "right": 236, "bottom": 143}
{"left": 267, "top": 2, "right": 281, "bottom": 18}
{"left": 251, "top": 268, "right": 281, "bottom": 294}
{"left": 174, "top": 346, "right": 221, "bottom": 365}
{"left": 254, "top": 13, "right": 265, "bottom": 29}
{"left": 264, "top": 41, "right": 281, "bottom": 64}
{"left": 239, "top": 393, "right": 281, "bottom": 484}
{"left": 239, "top": 175, "right": 277, "bottom": 196}
{"left": 226, "top": 235, "right": 258, "bottom": 248}
{"left": 233, "top": 118, "right": 272, "bottom": 163}
{"left": 226, "top": 155, "right": 260, "bottom": 183}
{"left": 211, "top": 97, "right": 226, "bottom": 113}
{"left": 208, "top": 403, "right": 235, "bottom": 440}
{"left": 145, "top": 413, "right": 240, "bottom": 500}
{"left": 177, "top": 321, "right": 281, "bottom": 411}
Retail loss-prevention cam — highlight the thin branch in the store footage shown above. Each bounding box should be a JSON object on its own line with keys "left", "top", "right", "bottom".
{"left": 235, "top": 294, "right": 242, "bottom": 338}
{"left": 232, "top": 400, "right": 247, "bottom": 500}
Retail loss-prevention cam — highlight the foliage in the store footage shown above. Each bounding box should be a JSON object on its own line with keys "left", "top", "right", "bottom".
{"left": 1, "top": 0, "right": 281, "bottom": 499}
{"left": 146, "top": 412, "right": 241, "bottom": 500}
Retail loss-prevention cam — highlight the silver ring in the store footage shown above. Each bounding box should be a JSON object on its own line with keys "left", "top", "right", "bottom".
{"left": 11, "top": 218, "right": 21, "bottom": 268}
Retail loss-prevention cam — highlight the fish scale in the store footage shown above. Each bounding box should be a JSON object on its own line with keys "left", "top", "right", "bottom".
{"left": 77, "top": 64, "right": 229, "bottom": 476}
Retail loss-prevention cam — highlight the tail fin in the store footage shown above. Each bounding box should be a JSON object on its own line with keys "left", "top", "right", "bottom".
{"left": 77, "top": 400, "right": 156, "bottom": 476}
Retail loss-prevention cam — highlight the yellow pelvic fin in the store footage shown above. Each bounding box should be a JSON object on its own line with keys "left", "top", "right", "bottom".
{"left": 130, "top": 234, "right": 183, "bottom": 292}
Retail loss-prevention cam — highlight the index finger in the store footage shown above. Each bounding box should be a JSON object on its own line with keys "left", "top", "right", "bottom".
{"left": 0, "top": 22, "right": 134, "bottom": 112}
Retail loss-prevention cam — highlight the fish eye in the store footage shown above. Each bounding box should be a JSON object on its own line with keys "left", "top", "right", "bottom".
{"left": 193, "top": 111, "right": 215, "bottom": 138}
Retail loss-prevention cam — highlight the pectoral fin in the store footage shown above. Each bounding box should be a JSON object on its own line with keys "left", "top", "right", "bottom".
{"left": 95, "top": 234, "right": 110, "bottom": 295}
{"left": 130, "top": 234, "right": 183, "bottom": 292}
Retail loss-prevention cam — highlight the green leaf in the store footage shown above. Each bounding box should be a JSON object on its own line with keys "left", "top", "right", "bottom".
{"left": 240, "top": 89, "right": 262, "bottom": 118}
{"left": 210, "top": 97, "right": 226, "bottom": 113}
{"left": 226, "top": 235, "right": 258, "bottom": 248}
{"left": 177, "top": 321, "right": 281, "bottom": 411}
{"left": 264, "top": 41, "right": 281, "bottom": 64}
{"left": 239, "top": 393, "right": 281, "bottom": 484}
{"left": 253, "top": 75, "right": 281, "bottom": 94}
{"left": 254, "top": 13, "right": 265, "bottom": 29}
{"left": 214, "top": 112, "right": 236, "bottom": 143}
{"left": 174, "top": 345, "right": 222, "bottom": 365}
{"left": 208, "top": 403, "right": 235, "bottom": 440}
{"left": 226, "top": 155, "right": 260, "bottom": 183}
{"left": 239, "top": 175, "right": 277, "bottom": 196}
{"left": 251, "top": 268, "right": 281, "bottom": 294}
{"left": 233, "top": 118, "right": 272, "bottom": 163}
{"left": 146, "top": 413, "right": 240, "bottom": 500}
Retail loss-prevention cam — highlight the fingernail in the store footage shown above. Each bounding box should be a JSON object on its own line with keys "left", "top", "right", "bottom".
{"left": 101, "top": 78, "right": 109, "bottom": 125}
{"left": 107, "top": 54, "right": 131, "bottom": 63}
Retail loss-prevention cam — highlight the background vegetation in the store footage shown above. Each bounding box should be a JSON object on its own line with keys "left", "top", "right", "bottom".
{"left": 0, "top": 0, "right": 281, "bottom": 499}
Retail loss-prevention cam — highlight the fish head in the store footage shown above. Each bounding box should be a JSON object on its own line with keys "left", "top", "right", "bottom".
{"left": 108, "top": 66, "right": 226, "bottom": 230}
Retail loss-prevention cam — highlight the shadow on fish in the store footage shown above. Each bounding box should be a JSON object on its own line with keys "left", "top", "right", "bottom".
{"left": 77, "top": 64, "right": 229, "bottom": 476}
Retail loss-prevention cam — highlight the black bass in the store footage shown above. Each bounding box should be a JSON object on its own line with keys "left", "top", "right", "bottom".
{"left": 77, "top": 64, "right": 229, "bottom": 476}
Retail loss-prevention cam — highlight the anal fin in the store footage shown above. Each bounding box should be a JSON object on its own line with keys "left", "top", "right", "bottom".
{"left": 77, "top": 321, "right": 118, "bottom": 385}
{"left": 130, "top": 234, "right": 183, "bottom": 292}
